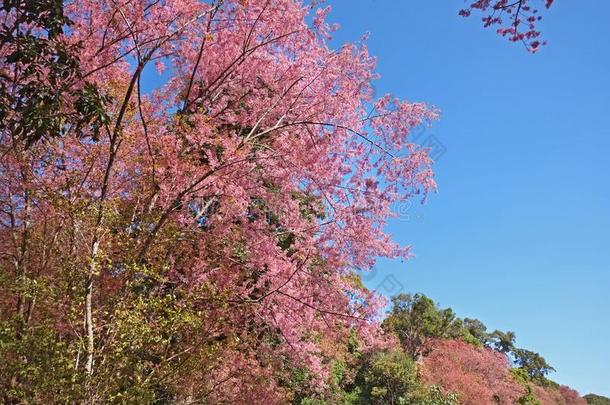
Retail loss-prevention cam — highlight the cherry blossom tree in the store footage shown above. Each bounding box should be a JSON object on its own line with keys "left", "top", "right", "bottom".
{"left": 1, "top": 0, "right": 435, "bottom": 401}
{"left": 533, "top": 385, "right": 588, "bottom": 405}
{"left": 421, "top": 339, "right": 526, "bottom": 405}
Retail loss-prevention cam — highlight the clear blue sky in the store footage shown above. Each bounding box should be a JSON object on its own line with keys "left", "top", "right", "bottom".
{"left": 327, "top": 0, "right": 610, "bottom": 397}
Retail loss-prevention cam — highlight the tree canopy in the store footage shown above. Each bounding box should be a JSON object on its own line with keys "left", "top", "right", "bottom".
{"left": 1, "top": 1, "right": 597, "bottom": 404}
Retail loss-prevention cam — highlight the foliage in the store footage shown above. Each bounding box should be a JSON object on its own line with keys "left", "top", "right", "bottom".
{"left": 488, "top": 330, "right": 517, "bottom": 354}
{"left": 463, "top": 317, "right": 489, "bottom": 345}
{"left": 289, "top": 333, "right": 460, "bottom": 405}
{"left": 532, "top": 385, "right": 588, "bottom": 405}
{"left": 584, "top": 394, "right": 610, "bottom": 405}
{"left": 354, "top": 349, "right": 421, "bottom": 404}
{"left": 0, "top": 0, "right": 108, "bottom": 147}
{"left": 517, "top": 386, "right": 542, "bottom": 405}
{"left": 419, "top": 386, "right": 460, "bottom": 405}
{"left": 383, "top": 293, "right": 475, "bottom": 359}
{"left": 509, "top": 350, "right": 586, "bottom": 405}
{"left": 513, "top": 348, "right": 556, "bottom": 382}
{"left": 0, "top": 320, "right": 84, "bottom": 403}
{"left": 421, "top": 339, "right": 526, "bottom": 405}
{"left": 487, "top": 331, "right": 555, "bottom": 383}
{"left": 510, "top": 368, "right": 541, "bottom": 405}
{"left": 1, "top": 0, "right": 436, "bottom": 401}
{"left": 381, "top": 292, "right": 581, "bottom": 405}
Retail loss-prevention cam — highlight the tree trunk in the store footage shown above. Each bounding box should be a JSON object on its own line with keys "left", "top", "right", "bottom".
{"left": 85, "top": 238, "right": 99, "bottom": 375}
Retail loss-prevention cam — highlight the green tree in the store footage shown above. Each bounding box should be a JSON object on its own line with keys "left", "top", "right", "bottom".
{"left": 463, "top": 318, "right": 489, "bottom": 345}
{"left": 0, "top": 0, "right": 108, "bottom": 147}
{"left": 488, "top": 330, "right": 517, "bottom": 354}
{"left": 511, "top": 368, "right": 542, "bottom": 405}
{"left": 383, "top": 294, "right": 466, "bottom": 360}
{"left": 358, "top": 349, "right": 420, "bottom": 405}
{"left": 420, "top": 386, "right": 460, "bottom": 405}
{"left": 513, "top": 348, "right": 556, "bottom": 382}
{"left": 584, "top": 394, "right": 610, "bottom": 405}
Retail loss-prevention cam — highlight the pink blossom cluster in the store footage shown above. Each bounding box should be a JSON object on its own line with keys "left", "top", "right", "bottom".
{"left": 459, "top": 0, "right": 554, "bottom": 52}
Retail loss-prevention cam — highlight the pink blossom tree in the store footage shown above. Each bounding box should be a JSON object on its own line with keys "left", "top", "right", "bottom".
{"left": 533, "top": 385, "right": 588, "bottom": 405}
{"left": 421, "top": 339, "right": 526, "bottom": 405}
{"left": 1, "top": 0, "right": 435, "bottom": 401}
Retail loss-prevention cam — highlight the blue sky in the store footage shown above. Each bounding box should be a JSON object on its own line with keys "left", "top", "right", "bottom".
{"left": 327, "top": 0, "right": 610, "bottom": 397}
